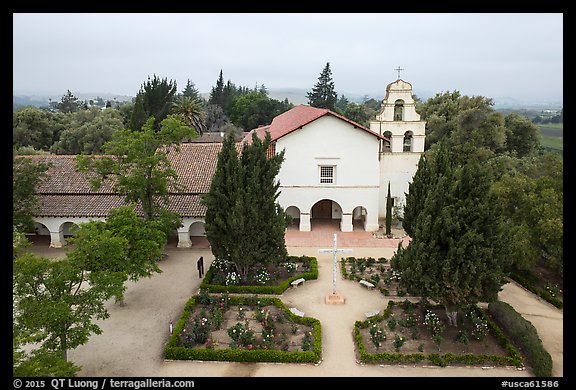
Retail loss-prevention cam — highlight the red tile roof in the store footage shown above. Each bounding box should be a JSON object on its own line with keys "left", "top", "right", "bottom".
{"left": 244, "top": 104, "right": 388, "bottom": 143}
{"left": 24, "top": 142, "right": 226, "bottom": 218}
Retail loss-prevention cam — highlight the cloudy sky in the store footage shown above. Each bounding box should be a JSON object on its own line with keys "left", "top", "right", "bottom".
{"left": 13, "top": 13, "right": 563, "bottom": 105}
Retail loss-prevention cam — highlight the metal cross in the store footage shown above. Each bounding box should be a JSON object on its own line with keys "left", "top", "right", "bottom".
{"left": 319, "top": 234, "right": 352, "bottom": 294}
{"left": 395, "top": 66, "right": 404, "bottom": 79}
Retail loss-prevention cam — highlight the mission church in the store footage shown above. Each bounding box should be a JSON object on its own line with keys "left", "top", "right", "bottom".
{"left": 28, "top": 77, "right": 426, "bottom": 248}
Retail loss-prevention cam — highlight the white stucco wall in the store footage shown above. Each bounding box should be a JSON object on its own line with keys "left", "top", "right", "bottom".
{"left": 379, "top": 153, "right": 421, "bottom": 218}
{"left": 275, "top": 115, "right": 381, "bottom": 231}
{"left": 277, "top": 115, "right": 380, "bottom": 187}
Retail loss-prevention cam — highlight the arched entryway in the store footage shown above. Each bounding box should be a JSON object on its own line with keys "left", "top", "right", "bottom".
{"left": 310, "top": 199, "right": 342, "bottom": 231}
{"left": 285, "top": 206, "right": 301, "bottom": 230}
{"left": 352, "top": 206, "right": 368, "bottom": 231}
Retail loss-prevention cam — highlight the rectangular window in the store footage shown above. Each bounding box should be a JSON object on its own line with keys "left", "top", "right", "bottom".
{"left": 319, "top": 165, "right": 335, "bottom": 184}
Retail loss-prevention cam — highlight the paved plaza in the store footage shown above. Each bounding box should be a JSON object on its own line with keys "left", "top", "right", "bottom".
{"left": 27, "top": 224, "right": 563, "bottom": 378}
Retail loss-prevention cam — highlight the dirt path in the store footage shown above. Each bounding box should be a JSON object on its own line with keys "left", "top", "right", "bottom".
{"left": 30, "top": 244, "right": 562, "bottom": 378}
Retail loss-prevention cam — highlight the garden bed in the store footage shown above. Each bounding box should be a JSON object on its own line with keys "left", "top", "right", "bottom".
{"left": 354, "top": 299, "right": 523, "bottom": 368}
{"left": 200, "top": 255, "right": 318, "bottom": 294}
{"left": 341, "top": 256, "right": 406, "bottom": 296}
{"left": 165, "top": 292, "right": 322, "bottom": 363}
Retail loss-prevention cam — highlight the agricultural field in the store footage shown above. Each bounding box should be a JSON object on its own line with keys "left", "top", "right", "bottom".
{"left": 539, "top": 123, "right": 563, "bottom": 153}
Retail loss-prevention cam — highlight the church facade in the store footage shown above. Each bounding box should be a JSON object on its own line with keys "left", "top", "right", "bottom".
{"left": 246, "top": 78, "right": 426, "bottom": 233}
{"left": 27, "top": 78, "right": 425, "bottom": 248}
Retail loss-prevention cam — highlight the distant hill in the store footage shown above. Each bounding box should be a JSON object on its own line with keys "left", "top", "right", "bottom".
{"left": 14, "top": 89, "right": 562, "bottom": 111}
{"left": 13, "top": 93, "right": 134, "bottom": 109}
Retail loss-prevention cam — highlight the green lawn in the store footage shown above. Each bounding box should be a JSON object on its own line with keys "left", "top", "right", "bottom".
{"left": 540, "top": 136, "right": 563, "bottom": 151}
{"left": 538, "top": 123, "right": 563, "bottom": 152}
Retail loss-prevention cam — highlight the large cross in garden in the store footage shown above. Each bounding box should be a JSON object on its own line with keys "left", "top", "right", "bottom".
{"left": 319, "top": 233, "right": 352, "bottom": 304}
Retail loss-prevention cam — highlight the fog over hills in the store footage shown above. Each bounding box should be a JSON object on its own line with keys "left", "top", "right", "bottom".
{"left": 13, "top": 88, "right": 563, "bottom": 111}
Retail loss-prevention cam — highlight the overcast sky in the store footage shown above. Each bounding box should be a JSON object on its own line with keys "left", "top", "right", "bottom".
{"left": 13, "top": 13, "right": 563, "bottom": 105}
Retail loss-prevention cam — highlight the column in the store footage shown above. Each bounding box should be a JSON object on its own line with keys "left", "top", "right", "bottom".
{"left": 340, "top": 213, "right": 353, "bottom": 232}
{"left": 177, "top": 230, "right": 192, "bottom": 248}
{"left": 49, "top": 230, "right": 65, "bottom": 248}
{"left": 299, "top": 213, "right": 311, "bottom": 232}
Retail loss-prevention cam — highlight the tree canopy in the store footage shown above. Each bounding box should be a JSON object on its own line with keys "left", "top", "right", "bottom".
{"left": 392, "top": 140, "right": 514, "bottom": 325}
{"left": 76, "top": 115, "right": 196, "bottom": 221}
{"left": 203, "top": 130, "right": 288, "bottom": 281}
{"left": 13, "top": 156, "right": 51, "bottom": 232}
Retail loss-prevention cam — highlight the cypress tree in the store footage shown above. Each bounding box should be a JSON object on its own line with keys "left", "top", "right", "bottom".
{"left": 385, "top": 181, "right": 392, "bottom": 236}
{"left": 203, "top": 130, "right": 240, "bottom": 264}
{"left": 203, "top": 131, "right": 288, "bottom": 282}
{"left": 392, "top": 147, "right": 513, "bottom": 326}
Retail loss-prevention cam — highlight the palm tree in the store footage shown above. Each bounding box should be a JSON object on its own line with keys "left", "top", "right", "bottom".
{"left": 171, "top": 95, "right": 207, "bottom": 136}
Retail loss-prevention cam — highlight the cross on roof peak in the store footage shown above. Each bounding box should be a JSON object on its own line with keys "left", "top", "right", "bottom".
{"left": 395, "top": 66, "right": 405, "bottom": 79}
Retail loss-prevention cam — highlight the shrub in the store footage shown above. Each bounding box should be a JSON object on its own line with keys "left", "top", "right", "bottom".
{"left": 488, "top": 300, "right": 553, "bottom": 377}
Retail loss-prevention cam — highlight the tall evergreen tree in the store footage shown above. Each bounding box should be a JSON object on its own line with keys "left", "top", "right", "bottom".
{"left": 402, "top": 141, "right": 451, "bottom": 237}
{"left": 128, "top": 94, "right": 147, "bottom": 131}
{"left": 182, "top": 79, "right": 202, "bottom": 101}
{"left": 307, "top": 62, "right": 338, "bottom": 110}
{"left": 209, "top": 70, "right": 225, "bottom": 108}
{"left": 57, "top": 90, "right": 82, "bottom": 114}
{"left": 130, "top": 75, "right": 177, "bottom": 131}
{"left": 385, "top": 182, "right": 392, "bottom": 236}
{"left": 392, "top": 143, "right": 513, "bottom": 326}
{"left": 203, "top": 131, "right": 288, "bottom": 282}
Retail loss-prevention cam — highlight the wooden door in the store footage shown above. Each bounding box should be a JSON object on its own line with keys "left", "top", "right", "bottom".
{"left": 312, "top": 200, "right": 332, "bottom": 219}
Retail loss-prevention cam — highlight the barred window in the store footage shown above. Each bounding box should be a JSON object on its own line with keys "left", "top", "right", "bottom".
{"left": 319, "top": 165, "right": 335, "bottom": 184}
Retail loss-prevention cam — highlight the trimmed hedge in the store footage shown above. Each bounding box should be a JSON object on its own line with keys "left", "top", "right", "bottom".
{"left": 164, "top": 294, "right": 322, "bottom": 363}
{"left": 510, "top": 272, "right": 563, "bottom": 310}
{"left": 200, "top": 255, "right": 318, "bottom": 294}
{"left": 488, "top": 300, "right": 553, "bottom": 377}
{"left": 354, "top": 300, "right": 523, "bottom": 368}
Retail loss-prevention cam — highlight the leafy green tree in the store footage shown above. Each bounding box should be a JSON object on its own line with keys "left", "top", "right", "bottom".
{"left": 392, "top": 141, "right": 513, "bottom": 325}
{"left": 171, "top": 95, "right": 207, "bottom": 135}
{"left": 230, "top": 91, "right": 293, "bottom": 131}
{"left": 57, "top": 90, "right": 83, "bottom": 113}
{"left": 203, "top": 131, "right": 288, "bottom": 282}
{"left": 13, "top": 156, "right": 51, "bottom": 232}
{"left": 504, "top": 112, "right": 541, "bottom": 158}
{"left": 343, "top": 102, "right": 376, "bottom": 128}
{"left": 51, "top": 107, "right": 125, "bottom": 154}
{"left": 13, "top": 345, "right": 80, "bottom": 377}
{"left": 13, "top": 252, "right": 125, "bottom": 362}
{"left": 307, "top": 62, "right": 338, "bottom": 110}
{"left": 76, "top": 115, "right": 196, "bottom": 221}
{"left": 67, "top": 205, "right": 168, "bottom": 303}
{"left": 492, "top": 153, "right": 563, "bottom": 277}
{"left": 13, "top": 106, "right": 59, "bottom": 151}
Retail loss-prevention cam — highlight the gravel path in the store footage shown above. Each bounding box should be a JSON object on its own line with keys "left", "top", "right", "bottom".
{"left": 30, "top": 244, "right": 562, "bottom": 378}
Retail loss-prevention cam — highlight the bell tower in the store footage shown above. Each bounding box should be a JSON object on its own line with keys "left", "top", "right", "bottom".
{"left": 370, "top": 73, "right": 426, "bottom": 221}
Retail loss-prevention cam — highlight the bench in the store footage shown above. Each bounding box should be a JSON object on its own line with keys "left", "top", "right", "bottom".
{"left": 291, "top": 277, "right": 305, "bottom": 288}
{"left": 365, "top": 309, "right": 380, "bottom": 318}
{"left": 289, "top": 307, "right": 305, "bottom": 317}
{"left": 359, "top": 280, "right": 375, "bottom": 289}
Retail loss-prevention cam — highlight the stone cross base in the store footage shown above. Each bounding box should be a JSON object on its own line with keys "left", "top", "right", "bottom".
{"left": 325, "top": 291, "right": 346, "bottom": 304}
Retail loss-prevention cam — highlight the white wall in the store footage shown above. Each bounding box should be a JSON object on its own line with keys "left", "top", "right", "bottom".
{"left": 275, "top": 115, "right": 381, "bottom": 231}
{"left": 379, "top": 153, "right": 421, "bottom": 218}
{"left": 276, "top": 115, "right": 380, "bottom": 188}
